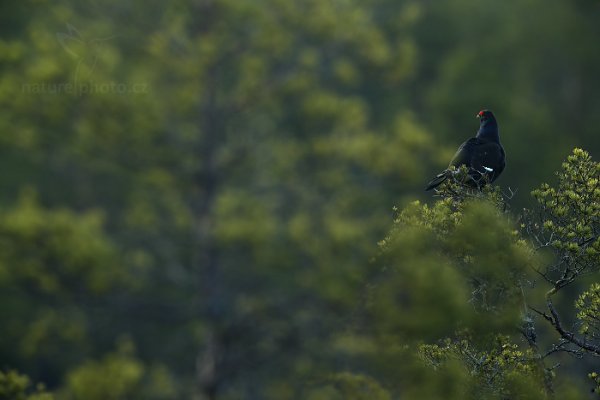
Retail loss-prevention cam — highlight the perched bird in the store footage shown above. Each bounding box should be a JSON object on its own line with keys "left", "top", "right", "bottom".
{"left": 425, "top": 110, "right": 505, "bottom": 191}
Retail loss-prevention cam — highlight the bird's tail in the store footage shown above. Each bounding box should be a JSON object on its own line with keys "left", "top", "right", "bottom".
{"left": 425, "top": 172, "right": 448, "bottom": 191}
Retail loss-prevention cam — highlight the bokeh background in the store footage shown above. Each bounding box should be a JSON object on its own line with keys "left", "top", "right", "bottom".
{"left": 1, "top": 0, "right": 600, "bottom": 398}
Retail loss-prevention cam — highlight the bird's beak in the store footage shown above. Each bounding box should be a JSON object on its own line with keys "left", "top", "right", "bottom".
{"left": 476, "top": 113, "right": 481, "bottom": 119}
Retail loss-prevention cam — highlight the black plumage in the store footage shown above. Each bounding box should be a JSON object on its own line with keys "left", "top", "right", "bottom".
{"left": 426, "top": 110, "right": 505, "bottom": 191}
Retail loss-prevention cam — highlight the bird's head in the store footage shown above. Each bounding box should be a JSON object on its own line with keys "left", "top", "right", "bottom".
{"left": 476, "top": 109, "right": 495, "bottom": 123}
{"left": 475, "top": 109, "right": 499, "bottom": 141}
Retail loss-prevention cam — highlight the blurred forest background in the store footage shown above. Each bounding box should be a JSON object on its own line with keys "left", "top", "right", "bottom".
{"left": 2, "top": 0, "right": 600, "bottom": 399}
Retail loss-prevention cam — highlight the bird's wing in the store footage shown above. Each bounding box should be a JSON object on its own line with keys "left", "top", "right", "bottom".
{"left": 449, "top": 138, "right": 505, "bottom": 179}
{"left": 424, "top": 138, "right": 479, "bottom": 191}
{"left": 427, "top": 137, "right": 505, "bottom": 191}
{"left": 448, "top": 137, "right": 481, "bottom": 168}
{"left": 470, "top": 141, "right": 505, "bottom": 180}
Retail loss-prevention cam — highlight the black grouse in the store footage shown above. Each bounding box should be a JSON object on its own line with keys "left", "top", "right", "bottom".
{"left": 425, "top": 110, "right": 505, "bottom": 191}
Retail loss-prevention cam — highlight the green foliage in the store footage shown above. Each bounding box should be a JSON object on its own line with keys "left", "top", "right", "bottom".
{"left": 0, "top": 370, "right": 53, "bottom": 400}
{"left": 576, "top": 283, "right": 600, "bottom": 335}
{"left": 0, "top": 189, "right": 123, "bottom": 296}
{"left": 61, "top": 339, "right": 175, "bottom": 400}
{"left": 530, "top": 148, "right": 600, "bottom": 283}
{"left": 590, "top": 371, "right": 600, "bottom": 396}
{"left": 419, "top": 336, "right": 539, "bottom": 398}
{"left": 516, "top": 148, "right": 600, "bottom": 397}
{"left": 367, "top": 190, "right": 545, "bottom": 398}
{"left": 2, "top": 0, "right": 600, "bottom": 398}
{"left": 383, "top": 195, "right": 534, "bottom": 329}
{"left": 64, "top": 353, "right": 142, "bottom": 400}
{"left": 0, "top": 189, "right": 126, "bottom": 383}
{"left": 372, "top": 222, "right": 469, "bottom": 340}
{"left": 367, "top": 149, "right": 600, "bottom": 398}
{"left": 307, "top": 373, "right": 391, "bottom": 400}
